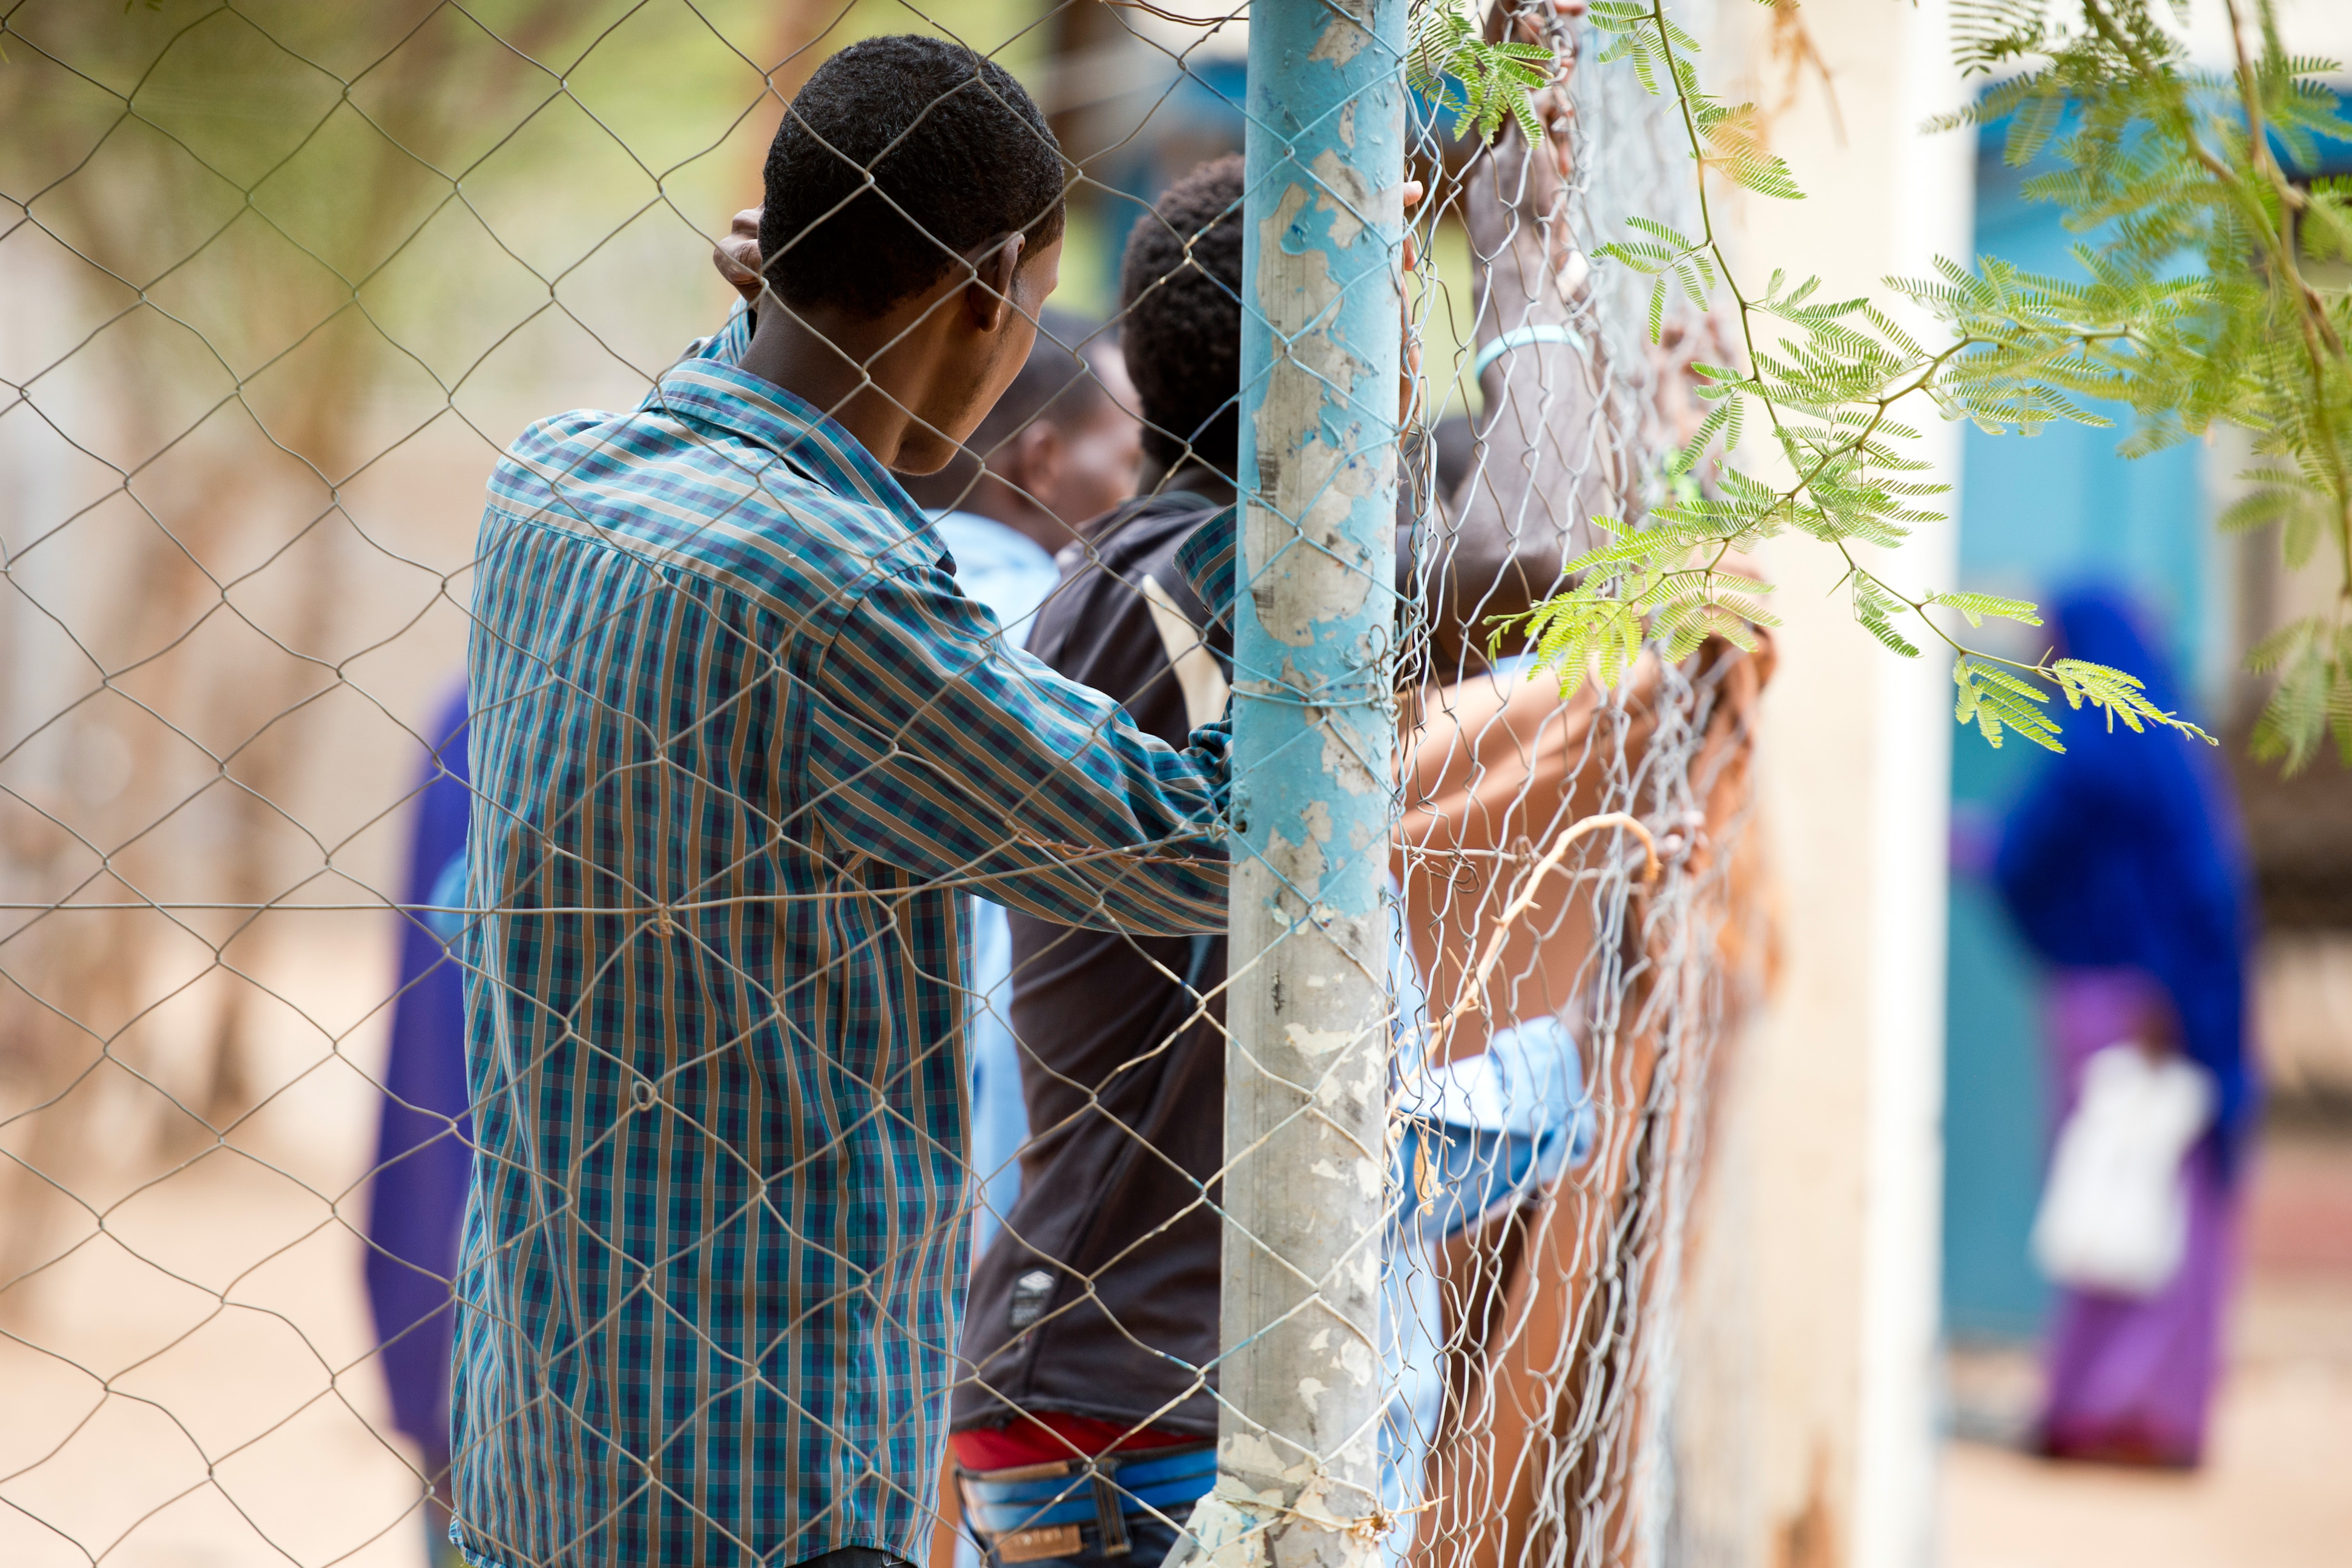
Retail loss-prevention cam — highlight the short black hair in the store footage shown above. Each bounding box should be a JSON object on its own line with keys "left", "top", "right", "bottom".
{"left": 1119, "top": 154, "right": 1244, "bottom": 476}
{"left": 897, "top": 308, "right": 1113, "bottom": 509}
{"left": 761, "top": 35, "right": 1066, "bottom": 320}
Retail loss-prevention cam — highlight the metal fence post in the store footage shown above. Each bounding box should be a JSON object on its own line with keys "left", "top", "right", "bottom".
{"left": 1201, "top": 3, "right": 1406, "bottom": 1567}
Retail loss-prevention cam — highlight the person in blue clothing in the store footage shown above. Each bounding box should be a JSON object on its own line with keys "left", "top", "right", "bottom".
{"left": 363, "top": 684, "right": 473, "bottom": 1567}
{"left": 898, "top": 309, "right": 1144, "bottom": 1254}
{"left": 1994, "top": 586, "right": 2260, "bottom": 1467}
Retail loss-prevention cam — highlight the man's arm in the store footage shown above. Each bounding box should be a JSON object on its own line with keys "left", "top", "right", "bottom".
{"left": 700, "top": 220, "right": 1227, "bottom": 931}
{"left": 804, "top": 558, "right": 1229, "bottom": 937}
{"left": 1415, "top": 0, "right": 1610, "bottom": 675}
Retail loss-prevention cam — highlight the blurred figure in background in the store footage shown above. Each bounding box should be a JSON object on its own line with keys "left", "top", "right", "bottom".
{"left": 1995, "top": 586, "right": 2261, "bottom": 1468}
{"left": 900, "top": 305, "right": 1139, "bottom": 599}
{"left": 895, "top": 306, "right": 1144, "bottom": 1254}
{"left": 363, "top": 684, "right": 472, "bottom": 1567}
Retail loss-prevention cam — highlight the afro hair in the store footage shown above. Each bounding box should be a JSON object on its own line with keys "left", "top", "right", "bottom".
{"left": 761, "top": 35, "right": 1066, "bottom": 320}
{"left": 1118, "top": 154, "right": 1245, "bottom": 476}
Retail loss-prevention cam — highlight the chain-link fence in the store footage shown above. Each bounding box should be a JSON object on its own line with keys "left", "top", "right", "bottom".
{"left": 0, "top": 2, "right": 1768, "bottom": 1566}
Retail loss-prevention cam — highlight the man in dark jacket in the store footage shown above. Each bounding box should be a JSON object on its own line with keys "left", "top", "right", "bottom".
{"left": 944, "top": 166, "right": 1249, "bottom": 1558}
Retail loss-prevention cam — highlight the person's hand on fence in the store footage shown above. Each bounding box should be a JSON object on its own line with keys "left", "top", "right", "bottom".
{"left": 1421, "top": 0, "right": 1603, "bottom": 676}
{"left": 1496, "top": 0, "right": 1585, "bottom": 194}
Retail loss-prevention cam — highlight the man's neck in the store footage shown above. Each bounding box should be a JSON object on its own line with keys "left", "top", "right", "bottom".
{"left": 736, "top": 301, "right": 941, "bottom": 469}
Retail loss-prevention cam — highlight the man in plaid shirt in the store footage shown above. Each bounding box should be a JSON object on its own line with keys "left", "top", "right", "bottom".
{"left": 452, "top": 37, "right": 1230, "bottom": 1568}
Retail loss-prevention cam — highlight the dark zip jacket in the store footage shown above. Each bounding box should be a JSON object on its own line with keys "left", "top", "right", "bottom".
{"left": 953, "top": 489, "right": 1234, "bottom": 1440}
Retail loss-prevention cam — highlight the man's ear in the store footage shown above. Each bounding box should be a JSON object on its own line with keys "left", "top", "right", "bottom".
{"left": 1001, "top": 419, "right": 1062, "bottom": 504}
{"left": 965, "top": 236, "right": 1024, "bottom": 332}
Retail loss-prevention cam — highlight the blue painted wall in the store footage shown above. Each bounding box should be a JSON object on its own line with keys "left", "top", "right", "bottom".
{"left": 1940, "top": 124, "right": 2214, "bottom": 1342}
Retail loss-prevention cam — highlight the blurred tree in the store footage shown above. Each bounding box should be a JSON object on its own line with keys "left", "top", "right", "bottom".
{"left": 0, "top": 0, "right": 596, "bottom": 1301}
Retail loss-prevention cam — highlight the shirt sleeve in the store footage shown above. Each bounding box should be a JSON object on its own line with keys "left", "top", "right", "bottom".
{"left": 804, "top": 558, "right": 1231, "bottom": 937}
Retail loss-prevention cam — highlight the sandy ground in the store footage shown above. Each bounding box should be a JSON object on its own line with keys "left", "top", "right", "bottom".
{"left": 0, "top": 1150, "right": 435, "bottom": 1568}
{"left": 0, "top": 934, "right": 433, "bottom": 1568}
{"left": 4, "top": 931, "right": 2342, "bottom": 1568}
{"left": 1943, "top": 1130, "right": 2352, "bottom": 1568}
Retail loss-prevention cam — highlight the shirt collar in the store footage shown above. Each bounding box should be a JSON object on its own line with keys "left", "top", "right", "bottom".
{"left": 643, "top": 355, "right": 932, "bottom": 539}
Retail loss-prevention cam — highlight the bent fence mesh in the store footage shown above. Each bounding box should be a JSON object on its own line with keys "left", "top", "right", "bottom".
{"left": 0, "top": 2, "right": 1767, "bottom": 1567}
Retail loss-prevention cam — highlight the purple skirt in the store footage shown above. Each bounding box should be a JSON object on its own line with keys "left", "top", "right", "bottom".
{"left": 2037, "top": 970, "right": 2241, "bottom": 1467}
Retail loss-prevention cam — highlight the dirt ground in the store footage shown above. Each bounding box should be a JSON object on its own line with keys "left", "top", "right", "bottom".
{"left": 0, "top": 935, "right": 429, "bottom": 1568}
{"left": 3, "top": 938, "right": 2341, "bottom": 1568}
{"left": 1943, "top": 1129, "right": 2352, "bottom": 1568}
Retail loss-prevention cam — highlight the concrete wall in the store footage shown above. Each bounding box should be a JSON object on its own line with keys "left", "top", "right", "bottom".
{"left": 1681, "top": 5, "right": 2351, "bottom": 1564}
{"left": 1679, "top": 3, "right": 1975, "bottom": 1564}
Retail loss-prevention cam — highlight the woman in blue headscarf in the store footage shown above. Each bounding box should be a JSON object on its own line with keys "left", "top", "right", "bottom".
{"left": 1994, "top": 586, "right": 2259, "bottom": 1466}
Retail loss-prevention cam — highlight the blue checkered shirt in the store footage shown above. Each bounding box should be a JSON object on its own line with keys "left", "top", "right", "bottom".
{"left": 450, "top": 317, "right": 1231, "bottom": 1568}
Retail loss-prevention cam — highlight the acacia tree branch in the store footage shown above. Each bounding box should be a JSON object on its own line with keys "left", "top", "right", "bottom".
{"left": 2219, "top": 0, "right": 2352, "bottom": 588}
{"left": 1477, "top": 0, "right": 2219, "bottom": 746}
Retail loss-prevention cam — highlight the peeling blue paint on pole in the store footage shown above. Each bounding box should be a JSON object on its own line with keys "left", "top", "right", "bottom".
{"left": 1187, "top": 1, "right": 1407, "bottom": 1567}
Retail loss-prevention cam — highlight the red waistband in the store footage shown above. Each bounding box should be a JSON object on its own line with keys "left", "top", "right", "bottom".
{"left": 950, "top": 1411, "right": 1199, "bottom": 1473}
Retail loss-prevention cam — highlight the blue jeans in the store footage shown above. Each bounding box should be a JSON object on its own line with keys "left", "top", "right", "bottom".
{"left": 978, "top": 1513, "right": 1184, "bottom": 1568}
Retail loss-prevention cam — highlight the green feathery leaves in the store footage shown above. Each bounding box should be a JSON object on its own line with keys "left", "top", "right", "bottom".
{"left": 2245, "top": 615, "right": 2352, "bottom": 769}
{"left": 1949, "top": 654, "right": 2212, "bottom": 751}
{"left": 2050, "top": 657, "right": 2215, "bottom": 742}
{"left": 1925, "top": 0, "right": 2352, "bottom": 769}
{"left": 1409, "top": 2, "right": 1555, "bottom": 145}
{"left": 1483, "top": 0, "right": 2344, "bottom": 770}
{"left": 1926, "top": 590, "right": 2045, "bottom": 628}
{"left": 1954, "top": 656, "right": 2064, "bottom": 750}
{"left": 1494, "top": 519, "right": 1774, "bottom": 697}
{"left": 1854, "top": 574, "right": 1924, "bottom": 658}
